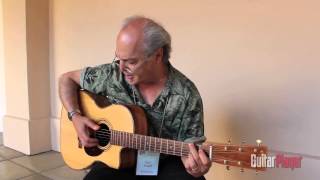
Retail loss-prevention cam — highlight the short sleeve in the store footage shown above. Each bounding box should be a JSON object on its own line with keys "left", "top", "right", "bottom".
{"left": 179, "top": 90, "right": 205, "bottom": 143}
{"left": 79, "top": 63, "right": 114, "bottom": 94}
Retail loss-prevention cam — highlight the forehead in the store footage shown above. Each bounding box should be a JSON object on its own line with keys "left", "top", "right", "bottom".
{"left": 115, "top": 28, "right": 143, "bottom": 59}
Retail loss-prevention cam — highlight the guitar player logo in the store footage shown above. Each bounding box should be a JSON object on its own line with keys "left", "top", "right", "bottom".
{"left": 251, "top": 153, "right": 303, "bottom": 170}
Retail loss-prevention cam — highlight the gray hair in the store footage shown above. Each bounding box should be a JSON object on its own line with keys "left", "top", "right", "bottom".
{"left": 122, "top": 15, "right": 172, "bottom": 63}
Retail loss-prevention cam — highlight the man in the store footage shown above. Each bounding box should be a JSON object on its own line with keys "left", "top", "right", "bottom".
{"left": 59, "top": 15, "right": 211, "bottom": 179}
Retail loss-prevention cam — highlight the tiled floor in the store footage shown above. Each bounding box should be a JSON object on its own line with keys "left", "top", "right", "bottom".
{"left": 0, "top": 133, "right": 87, "bottom": 180}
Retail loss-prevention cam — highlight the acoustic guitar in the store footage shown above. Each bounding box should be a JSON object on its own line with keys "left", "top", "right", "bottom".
{"left": 60, "top": 90, "right": 268, "bottom": 172}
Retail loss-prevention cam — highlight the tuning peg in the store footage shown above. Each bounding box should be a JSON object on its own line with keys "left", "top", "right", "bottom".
{"left": 223, "top": 160, "right": 228, "bottom": 165}
{"left": 256, "top": 139, "right": 262, "bottom": 146}
{"left": 240, "top": 168, "right": 244, "bottom": 172}
{"left": 226, "top": 165, "right": 230, "bottom": 170}
{"left": 255, "top": 169, "right": 259, "bottom": 175}
{"left": 228, "top": 139, "right": 231, "bottom": 144}
{"left": 238, "top": 140, "right": 245, "bottom": 152}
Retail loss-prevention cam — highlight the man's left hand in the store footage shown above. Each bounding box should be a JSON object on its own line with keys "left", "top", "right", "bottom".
{"left": 181, "top": 143, "right": 212, "bottom": 177}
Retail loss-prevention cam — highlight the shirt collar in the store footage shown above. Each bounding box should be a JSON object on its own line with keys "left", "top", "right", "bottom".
{"left": 129, "top": 62, "right": 174, "bottom": 107}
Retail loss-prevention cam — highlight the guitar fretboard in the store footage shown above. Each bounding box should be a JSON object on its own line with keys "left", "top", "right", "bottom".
{"left": 109, "top": 130, "right": 190, "bottom": 157}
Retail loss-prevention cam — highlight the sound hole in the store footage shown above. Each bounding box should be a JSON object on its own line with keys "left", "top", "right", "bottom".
{"left": 84, "top": 123, "right": 110, "bottom": 156}
{"left": 95, "top": 123, "right": 110, "bottom": 147}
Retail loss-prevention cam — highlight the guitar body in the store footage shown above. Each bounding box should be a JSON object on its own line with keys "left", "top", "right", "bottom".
{"left": 61, "top": 90, "right": 268, "bottom": 173}
{"left": 60, "top": 90, "right": 148, "bottom": 170}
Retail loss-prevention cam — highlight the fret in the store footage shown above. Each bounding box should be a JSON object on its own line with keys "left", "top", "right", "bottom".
{"left": 167, "top": 139, "right": 169, "bottom": 154}
{"left": 117, "top": 131, "right": 119, "bottom": 145}
{"left": 160, "top": 139, "right": 162, "bottom": 153}
{"left": 116, "top": 131, "right": 118, "bottom": 145}
{"left": 121, "top": 132, "right": 123, "bottom": 146}
{"left": 136, "top": 135, "right": 138, "bottom": 149}
{"left": 173, "top": 140, "right": 175, "bottom": 155}
{"left": 118, "top": 131, "right": 120, "bottom": 146}
{"left": 124, "top": 132, "right": 126, "bottom": 147}
{"left": 139, "top": 135, "right": 141, "bottom": 150}
{"left": 119, "top": 131, "right": 121, "bottom": 146}
{"left": 129, "top": 133, "right": 131, "bottom": 148}
{"left": 123, "top": 132, "right": 125, "bottom": 146}
{"left": 126, "top": 132, "right": 128, "bottom": 147}
{"left": 119, "top": 131, "right": 122, "bottom": 146}
{"left": 131, "top": 134, "right": 134, "bottom": 149}
{"left": 144, "top": 136, "right": 146, "bottom": 151}
{"left": 149, "top": 137, "right": 151, "bottom": 151}
{"left": 154, "top": 137, "right": 157, "bottom": 152}
{"left": 180, "top": 142, "right": 183, "bottom": 156}
{"left": 127, "top": 132, "right": 129, "bottom": 148}
{"left": 135, "top": 135, "right": 138, "bottom": 149}
{"left": 132, "top": 134, "right": 134, "bottom": 149}
{"left": 120, "top": 131, "right": 122, "bottom": 146}
{"left": 120, "top": 132, "right": 122, "bottom": 146}
{"left": 121, "top": 131, "right": 124, "bottom": 146}
{"left": 145, "top": 137, "right": 148, "bottom": 151}
{"left": 158, "top": 139, "right": 161, "bottom": 153}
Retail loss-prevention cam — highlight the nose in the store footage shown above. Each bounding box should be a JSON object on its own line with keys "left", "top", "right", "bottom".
{"left": 119, "top": 60, "right": 126, "bottom": 72}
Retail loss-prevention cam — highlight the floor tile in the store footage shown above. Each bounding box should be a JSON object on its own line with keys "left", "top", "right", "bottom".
{"left": 0, "top": 155, "right": 4, "bottom": 161}
{"left": 20, "top": 174, "right": 52, "bottom": 180}
{"left": 11, "top": 151, "right": 65, "bottom": 173}
{"left": 0, "top": 160, "right": 34, "bottom": 180}
{"left": 41, "top": 165, "right": 87, "bottom": 180}
{"left": 0, "top": 146, "right": 25, "bottom": 159}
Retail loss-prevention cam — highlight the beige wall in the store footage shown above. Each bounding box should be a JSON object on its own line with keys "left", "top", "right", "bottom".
{"left": 50, "top": 0, "right": 320, "bottom": 179}
{"left": 0, "top": 0, "right": 5, "bottom": 132}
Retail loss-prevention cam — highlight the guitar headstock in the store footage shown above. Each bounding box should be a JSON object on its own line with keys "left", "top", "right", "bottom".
{"left": 201, "top": 139, "right": 268, "bottom": 173}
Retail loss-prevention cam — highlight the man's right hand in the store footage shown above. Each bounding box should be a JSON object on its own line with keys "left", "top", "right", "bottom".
{"left": 59, "top": 70, "right": 100, "bottom": 147}
{"left": 71, "top": 114, "right": 100, "bottom": 147}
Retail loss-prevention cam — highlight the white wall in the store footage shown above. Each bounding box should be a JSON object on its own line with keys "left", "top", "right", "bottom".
{"left": 0, "top": 0, "right": 5, "bottom": 132}
{"left": 50, "top": 0, "right": 320, "bottom": 179}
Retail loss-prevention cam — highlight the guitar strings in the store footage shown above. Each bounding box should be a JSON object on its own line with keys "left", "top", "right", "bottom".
{"left": 97, "top": 129, "right": 260, "bottom": 150}
{"left": 93, "top": 131, "right": 261, "bottom": 158}
{"left": 94, "top": 144, "right": 251, "bottom": 166}
{"left": 95, "top": 139, "right": 250, "bottom": 155}
{"left": 88, "top": 131, "right": 253, "bottom": 167}
{"left": 94, "top": 134, "right": 254, "bottom": 162}
{"left": 94, "top": 132, "right": 252, "bottom": 153}
{"left": 94, "top": 132, "right": 254, "bottom": 155}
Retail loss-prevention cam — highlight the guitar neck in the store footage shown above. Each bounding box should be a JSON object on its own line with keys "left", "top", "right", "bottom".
{"left": 109, "top": 130, "right": 190, "bottom": 157}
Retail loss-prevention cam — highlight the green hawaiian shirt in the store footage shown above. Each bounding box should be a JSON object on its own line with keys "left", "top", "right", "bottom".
{"left": 80, "top": 62, "right": 205, "bottom": 143}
